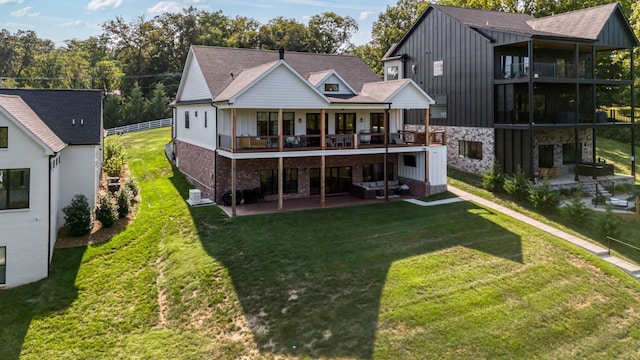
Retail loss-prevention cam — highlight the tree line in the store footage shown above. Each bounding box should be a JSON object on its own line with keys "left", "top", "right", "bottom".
{"left": 0, "top": 0, "right": 638, "bottom": 128}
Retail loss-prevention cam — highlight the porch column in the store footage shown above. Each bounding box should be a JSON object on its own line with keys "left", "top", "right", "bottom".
{"left": 631, "top": 47, "right": 636, "bottom": 178}
{"left": 574, "top": 128, "right": 580, "bottom": 181}
{"left": 232, "top": 108, "right": 237, "bottom": 152}
{"left": 321, "top": 155, "right": 326, "bottom": 207}
{"left": 574, "top": 44, "right": 580, "bottom": 182}
{"left": 278, "top": 108, "right": 283, "bottom": 151}
{"left": 278, "top": 157, "right": 283, "bottom": 210}
{"left": 424, "top": 149, "right": 430, "bottom": 197}
{"left": 591, "top": 45, "right": 597, "bottom": 179}
{"left": 231, "top": 158, "right": 237, "bottom": 217}
{"left": 321, "top": 109, "right": 326, "bottom": 150}
{"left": 528, "top": 39, "right": 535, "bottom": 180}
{"left": 425, "top": 108, "right": 430, "bottom": 145}
{"left": 384, "top": 106, "right": 389, "bottom": 201}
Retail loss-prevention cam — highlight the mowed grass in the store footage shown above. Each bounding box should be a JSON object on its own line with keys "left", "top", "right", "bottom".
{"left": 1, "top": 127, "right": 640, "bottom": 359}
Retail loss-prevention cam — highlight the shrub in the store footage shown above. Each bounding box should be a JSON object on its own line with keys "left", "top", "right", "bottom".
{"left": 103, "top": 156, "right": 125, "bottom": 177}
{"left": 482, "top": 162, "right": 504, "bottom": 192}
{"left": 530, "top": 179, "right": 560, "bottom": 214}
{"left": 503, "top": 167, "right": 531, "bottom": 201}
{"left": 116, "top": 187, "right": 132, "bottom": 219}
{"left": 62, "top": 194, "right": 93, "bottom": 236}
{"left": 95, "top": 193, "right": 119, "bottom": 228}
{"left": 105, "top": 140, "right": 125, "bottom": 162}
{"left": 561, "top": 194, "right": 592, "bottom": 225}
{"left": 593, "top": 205, "right": 621, "bottom": 240}
{"left": 124, "top": 177, "right": 140, "bottom": 200}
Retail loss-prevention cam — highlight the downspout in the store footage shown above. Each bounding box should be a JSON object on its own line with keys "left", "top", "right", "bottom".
{"left": 211, "top": 102, "right": 219, "bottom": 203}
{"left": 47, "top": 154, "right": 53, "bottom": 277}
{"left": 384, "top": 103, "right": 391, "bottom": 201}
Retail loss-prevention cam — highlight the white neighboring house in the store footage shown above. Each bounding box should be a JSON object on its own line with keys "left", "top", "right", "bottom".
{"left": 0, "top": 89, "right": 103, "bottom": 288}
{"left": 171, "top": 46, "right": 447, "bottom": 216}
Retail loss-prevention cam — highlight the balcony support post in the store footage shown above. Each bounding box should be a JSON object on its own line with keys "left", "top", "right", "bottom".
{"left": 528, "top": 40, "right": 535, "bottom": 180}
{"left": 231, "top": 108, "right": 237, "bottom": 152}
{"left": 631, "top": 48, "right": 636, "bottom": 178}
{"left": 231, "top": 158, "right": 237, "bottom": 217}
{"left": 278, "top": 157, "right": 283, "bottom": 210}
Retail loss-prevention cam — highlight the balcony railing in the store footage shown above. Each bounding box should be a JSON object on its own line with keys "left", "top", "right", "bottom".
{"left": 497, "top": 62, "right": 597, "bottom": 80}
{"left": 218, "top": 131, "right": 446, "bottom": 153}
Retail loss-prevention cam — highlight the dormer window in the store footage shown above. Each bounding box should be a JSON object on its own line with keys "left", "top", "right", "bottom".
{"left": 0, "top": 127, "right": 7, "bottom": 148}
{"left": 324, "top": 84, "right": 339, "bottom": 92}
{"left": 386, "top": 66, "right": 399, "bottom": 80}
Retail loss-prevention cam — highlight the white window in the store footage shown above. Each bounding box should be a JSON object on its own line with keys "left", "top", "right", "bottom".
{"left": 386, "top": 66, "right": 399, "bottom": 81}
{"left": 324, "top": 84, "right": 339, "bottom": 92}
{"left": 0, "top": 127, "right": 7, "bottom": 148}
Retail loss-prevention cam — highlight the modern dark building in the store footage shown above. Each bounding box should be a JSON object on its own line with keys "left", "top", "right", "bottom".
{"left": 383, "top": 3, "right": 638, "bottom": 184}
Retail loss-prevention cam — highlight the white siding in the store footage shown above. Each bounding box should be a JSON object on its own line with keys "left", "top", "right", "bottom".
{"left": 319, "top": 74, "right": 354, "bottom": 96}
{"left": 178, "top": 57, "right": 212, "bottom": 101}
{"left": 0, "top": 115, "right": 50, "bottom": 288}
{"left": 58, "top": 146, "right": 100, "bottom": 226}
{"left": 397, "top": 146, "right": 447, "bottom": 187}
{"left": 233, "top": 66, "right": 328, "bottom": 109}
{"left": 174, "top": 105, "right": 218, "bottom": 150}
{"left": 388, "top": 84, "right": 433, "bottom": 109}
{"left": 50, "top": 154, "right": 61, "bottom": 260}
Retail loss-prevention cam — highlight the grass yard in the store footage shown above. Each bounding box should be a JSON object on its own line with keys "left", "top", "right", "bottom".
{"left": 2, "top": 127, "right": 640, "bottom": 359}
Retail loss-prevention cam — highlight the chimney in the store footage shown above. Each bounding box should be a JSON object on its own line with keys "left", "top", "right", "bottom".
{"left": 279, "top": 48, "right": 285, "bottom": 60}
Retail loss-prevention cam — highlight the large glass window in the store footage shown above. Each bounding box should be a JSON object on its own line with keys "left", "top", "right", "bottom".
{"left": 458, "top": 141, "right": 483, "bottom": 160}
{"left": 371, "top": 113, "right": 384, "bottom": 133}
{"left": 258, "top": 112, "right": 294, "bottom": 136}
{"left": 539, "top": 145, "right": 554, "bottom": 168}
{"left": 0, "top": 247, "right": 4, "bottom": 285}
{"left": 0, "top": 127, "right": 7, "bottom": 148}
{"left": 260, "top": 169, "right": 298, "bottom": 195}
{"left": 0, "top": 169, "right": 30, "bottom": 210}
{"left": 362, "top": 163, "right": 394, "bottom": 182}
{"left": 335, "top": 113, "right": 355, "bottom": 134}
{"left": 184, "top": 111, "right": 190, "bottom": 129}
{"left": 309, "top": 167, "right": 351, "bottom": 195}
{"left": 431, "top": 95, "right": 447, "bottom": 119}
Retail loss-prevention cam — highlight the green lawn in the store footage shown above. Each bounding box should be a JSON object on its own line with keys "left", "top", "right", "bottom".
{"left": 2, "top": 127, "right": 640, "bottom": 359}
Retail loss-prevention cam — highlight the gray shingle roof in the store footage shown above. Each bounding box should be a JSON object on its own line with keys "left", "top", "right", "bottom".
{"left": 527, "top": 3, "right": 618, "bottom": 40}
{"left": 191, "top": 46, "right": 382, "bottom": 100}
{"left": 0, "top": 94, "right": 67, "bottom": 152}
{"left": 0, "top": 89, "right": 103, "bottom": 145}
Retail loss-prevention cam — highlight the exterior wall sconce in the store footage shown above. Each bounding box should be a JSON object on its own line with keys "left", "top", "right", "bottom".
{"left": 254, "top": 170, "right": 258, "bottom": 175}
{"left": 298, "top": 118, "right": 302, "bottom": 123}
{"left": 360, "top": 118, "right": 363, "bottom": 122}
{"left": 304, "top": 168, "right": 308, "bottom": 173}
{"left": 195, "top": 111, "right": 198, "bottom": 117}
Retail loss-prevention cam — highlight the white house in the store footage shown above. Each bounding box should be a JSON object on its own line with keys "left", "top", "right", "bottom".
{"left": 171, "top": 46, "right": 447, "bottom": 216}
{"left": 0, "top": 89, "right": 103, "bottom": 288}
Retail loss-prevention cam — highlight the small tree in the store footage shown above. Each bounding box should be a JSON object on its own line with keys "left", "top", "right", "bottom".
{"left": 95, "top": 193, "right": 119, "bottom": 228}
{"left": 594, "top": 205, "right": 621, "bottom": 240}
{"left": 482, "top": 162, "right": 504, "bottom": 192}
{"left": 104, "top": 140, "right": 126, "bottom": 177}
{"left": 116, "top": 187, "right": 131, "bottom": 219}
{"left": 530, "top": 179, "right": 560, "bottom": 214}
{"left": 561, "top": 194, "right": 591, "bottom": 225}
{"left": 503, "top": 167, "right": 531, "bottom": 201}
{"left": 124, "top": 177, "right": 140, "bottom": 200}
{"left": 62, "top": 194, "right": 93, "bottom": 236}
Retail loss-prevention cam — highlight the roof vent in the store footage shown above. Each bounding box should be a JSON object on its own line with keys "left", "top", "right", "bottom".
{"left": 230, "top": 72, "right": 234, "bottom": 80}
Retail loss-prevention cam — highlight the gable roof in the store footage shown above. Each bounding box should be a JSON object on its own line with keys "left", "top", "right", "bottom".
{"left": 389, "top": 3, "right": 638, "bottom": 58}
{"left": 361, "top": 79, "right": 435, "bottom": 105}
{"left": 0, "top": 89, "right": 102, "bottom": 145}
{"left": 0, "top": 95, "right": 67, "bottom": 153}
{"left": 190, "top": 46, "right": 381, "bottom": 100}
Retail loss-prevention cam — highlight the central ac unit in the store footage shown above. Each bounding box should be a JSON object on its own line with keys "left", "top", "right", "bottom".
{"left": 189, "top": 189, "right": 202, "bottom": 203}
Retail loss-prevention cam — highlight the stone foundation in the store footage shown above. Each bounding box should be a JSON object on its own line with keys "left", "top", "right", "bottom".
{"left": 533, "top": 129, "right": 593, "bottom": 174}
{"left": 428, "top": 125, "right": 495, "bottom": 175}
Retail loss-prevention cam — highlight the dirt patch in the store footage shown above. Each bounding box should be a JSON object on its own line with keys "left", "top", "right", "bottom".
{"left": 55, "top": 209, "right": 137, "bottom": 249}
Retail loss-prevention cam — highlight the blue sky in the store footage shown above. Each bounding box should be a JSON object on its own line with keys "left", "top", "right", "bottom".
{"left": 0, "top": 0, "right": 396, "bottom": 47}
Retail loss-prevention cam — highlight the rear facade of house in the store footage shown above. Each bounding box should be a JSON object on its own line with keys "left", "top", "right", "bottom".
{"left": 384, "top": 3, "right": 638, "bottom": 183}
{"left": 171, "top": 46, "right": 448, "bottom": 214}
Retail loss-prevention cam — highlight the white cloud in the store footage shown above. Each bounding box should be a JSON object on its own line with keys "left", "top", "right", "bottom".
{"left": 0, "top": 0, "right": 25, "bottom": 5}
{"left": 359, "top": 11, "right": 373, "bottom": 21}
{"left": 11, "top": 6, "right": 39, "bottom": 17}
{"left": 87, "top": 0, "right": 124, "bottom": 11}
{"left": 148, "top": 1, "right": 182, "bottom": 14}
{"left": 58, "top": 20, "right": 86, "bottom": 27}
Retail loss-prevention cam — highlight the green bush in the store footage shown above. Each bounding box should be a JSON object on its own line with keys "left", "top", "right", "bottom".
{"left": 561, "top": 194, "right": 592, "bottom": 225}
{"left": 593, "top": 205, "right": 621, "bottom": 240}
{"left": 62, "top": 194, "right": 93, "bottom": 236}
{"left": 116, "top": 187, "right": 131, "bottom": 219}
{"left": 105, "top": 140, "right": 125, "bottom": 161}
{"left": 95, "top": 193, "right": 119, "bottom": 228}
{"left": 530, "top": 179, "right": 560, "bottom": 214}
{"left": 103, "top": 156, "right": 125, "bottom": 177}
{"left": 124, "top": 177, "right": 140, "bottom": 200}
{"left": 503, "top": 167, "right": 531, "bottom": 201}
{"left": 482, "top": 162, "right": 504, "bottom": 193}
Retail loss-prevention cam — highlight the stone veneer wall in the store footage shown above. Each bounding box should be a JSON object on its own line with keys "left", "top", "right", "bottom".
{"left": 215, "top": 154, "right": 399, "bottom": 202}
{"left": 533, "top": 129, "right": 593, "bottom": 174}
{"left": 427, "top": 125, "right": 495, "bottom": 175}
{"left": 175, "top": 140, "right": 216, "bottom": 198}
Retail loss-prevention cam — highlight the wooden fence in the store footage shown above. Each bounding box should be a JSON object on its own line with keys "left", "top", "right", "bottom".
{"left": 106, "top": 118, "right": 172, "bottom": 136}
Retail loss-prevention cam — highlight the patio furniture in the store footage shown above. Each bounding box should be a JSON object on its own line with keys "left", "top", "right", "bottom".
{"left": 239, "top": 137, "right": 267, "bottom": 149}
{"left": 350, "top": 180, "right": 401, "bottom": 199}
{"left": 359, "top": 130, "right": 371, "bottom": 144}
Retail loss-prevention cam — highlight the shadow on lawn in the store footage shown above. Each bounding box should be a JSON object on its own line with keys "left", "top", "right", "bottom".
{"left": 183, "top": 191, "right": 524, "bottom": 359}
{"left": 0, "top": 246, "right": 85, "bottom": 360}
